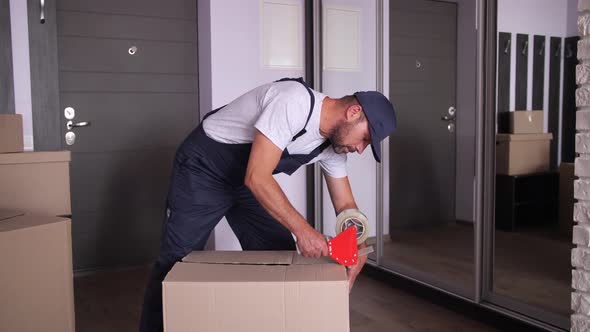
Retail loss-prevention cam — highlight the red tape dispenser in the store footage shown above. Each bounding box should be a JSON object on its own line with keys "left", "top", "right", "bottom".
{"left": 327, "top": 226, "right": 359, "bottom": 267}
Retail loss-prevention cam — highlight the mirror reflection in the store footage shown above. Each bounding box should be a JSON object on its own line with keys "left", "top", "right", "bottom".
{"left": 493, "top": 0, "right": 576, "bottom": 319}
{"left": 385, "top": 0, "right": 477, "bottom": 297}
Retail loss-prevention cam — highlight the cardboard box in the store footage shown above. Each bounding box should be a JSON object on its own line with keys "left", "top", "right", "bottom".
{"left": 511, "top": 110, "right": 543, "bottom": 133}
{"left": 559, "top": 162, "right": 575, "bottom": 236}
{"left": 0, "top": 212, "right": 75, "bottom": 332}
{"left": 0, "top": 151, "right": 71, "bottom": 216}
{"left": 498, "top": 110, "right": 544, "bottom": 134}
{"left": 0, "top": 209, "right": 24, "bottom": 221}
{"left": 496, "top": 133, "right": 552, "bottom": 175}
{"left": 163, "top": 251, "right": 349, "bottom": 332}
{"left": 0, "top": 114, "right": 24, "bottom": 153}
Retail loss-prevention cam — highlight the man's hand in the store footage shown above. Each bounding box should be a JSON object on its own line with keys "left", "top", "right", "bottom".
{"left": 294, "top": 224, "right": 329, "bottom": 258}
{"left": 347, "top": 242, "right": 368, "bottom": 292}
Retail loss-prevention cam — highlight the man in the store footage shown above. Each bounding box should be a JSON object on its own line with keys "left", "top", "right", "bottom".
{"left": 140, "top": 77, "right": 396, "bottom": 331}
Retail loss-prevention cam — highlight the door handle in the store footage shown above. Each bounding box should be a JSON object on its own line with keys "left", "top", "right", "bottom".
{"left": 67, "top": 121, "right": 91, "bottom": 130}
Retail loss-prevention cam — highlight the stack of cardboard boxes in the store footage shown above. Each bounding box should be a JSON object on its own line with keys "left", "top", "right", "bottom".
{"left": 0, "top": 114, "right": 75, "bottom": 332}
{"left": 496, "top": 110, "right": 552, "bottom": 175}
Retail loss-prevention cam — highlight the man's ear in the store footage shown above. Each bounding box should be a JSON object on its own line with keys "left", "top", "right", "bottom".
{"left": 346, "top": 104, "right": 363, "bottom": 121}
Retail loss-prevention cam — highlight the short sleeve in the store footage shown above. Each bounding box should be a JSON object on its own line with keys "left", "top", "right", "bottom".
{"left": 319, "top": 148, "right": 348, "bottom": 178}
{"left": 254, "top": 85, "right": 308, "bottom": 150}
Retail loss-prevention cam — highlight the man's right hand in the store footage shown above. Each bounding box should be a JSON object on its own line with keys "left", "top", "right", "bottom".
{"left": 295, "top": 225, "right": 329, "bottom": 258}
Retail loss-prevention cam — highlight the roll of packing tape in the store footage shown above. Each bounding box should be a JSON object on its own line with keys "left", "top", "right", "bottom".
{"left": 335, "top": 209, "right": 369, "bottom": 245}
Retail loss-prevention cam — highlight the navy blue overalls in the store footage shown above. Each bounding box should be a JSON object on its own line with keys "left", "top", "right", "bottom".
{"left": 139, "top": 78, "right": 331, "bottom": 332}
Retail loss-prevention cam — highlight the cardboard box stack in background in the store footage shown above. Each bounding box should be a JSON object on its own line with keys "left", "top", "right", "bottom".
{"left": 163, "top": 251, "right": 350, "bottom": 332}
{"left": 0, "top": 114, "right": 24, "bottom": 153}
{"left": 0, "top": 151, "right": 72, "bottom": 216}
{"left": 0, "top": 211, "right": 75, "bottom": 332}
{"left": 0, "top": 114, "right": 75, "bottom": 332}
{"left": 496, "top": 110, "right": 552, "bottom": 175}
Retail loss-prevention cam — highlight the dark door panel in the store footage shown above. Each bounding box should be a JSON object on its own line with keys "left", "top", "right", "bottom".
{"left": 58, "top": 38, "right": 197, "bottom": 74}
{"left": 56, "top": 0, "right": 198, "bottom": 270}
{"left": 60, "top": 92, "right": 197, "bottom": 152}
{"left": 57, "top": 0, "right": 196, "bottom": 20}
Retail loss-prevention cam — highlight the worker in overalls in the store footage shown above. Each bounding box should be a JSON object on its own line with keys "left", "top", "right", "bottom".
{"left": 140, "top": 77, "right": 396, "bottom": 331}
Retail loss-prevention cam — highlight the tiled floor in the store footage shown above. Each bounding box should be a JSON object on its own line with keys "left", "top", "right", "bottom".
{"left": 73, "top": 264, "right": 542, "bottom": 332}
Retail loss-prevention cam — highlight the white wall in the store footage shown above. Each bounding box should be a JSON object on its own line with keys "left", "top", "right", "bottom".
{"left": 203, "top": 0, "right": 308, "bottom": 250}
{"left": 498, "top": 0, "right": 569, "bottom": 36}
{"left": 9, "top": 0, "right": 34, "bottom": 151}
{"left": 567, "top": 0, "right": 579, "bottom": 36}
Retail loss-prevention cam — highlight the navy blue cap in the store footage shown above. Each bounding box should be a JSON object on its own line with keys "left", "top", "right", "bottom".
{"left": 353, "top": 91, "right": 397, "bottom": 162}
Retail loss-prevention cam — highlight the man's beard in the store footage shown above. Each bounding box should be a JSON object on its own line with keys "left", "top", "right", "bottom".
{"left": 329, "top": 122, "right": 357, "bottom": 154}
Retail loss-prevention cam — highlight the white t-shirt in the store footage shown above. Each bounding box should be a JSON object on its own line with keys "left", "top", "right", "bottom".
{"left": 202, "top": 80, "right": 347, "bottom": 178}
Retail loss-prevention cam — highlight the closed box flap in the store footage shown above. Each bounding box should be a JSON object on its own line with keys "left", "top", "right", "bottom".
{"left": 0, "top": 209, "right": 25, "bottom": 221}
{"left": 182, "top": 250, "right": 293, "bottom": 265}
{"left": 0, "top": 151, "right": 71, "bottom": 165}
{"left": 165, "top": 259, "right": 346, "bottom": 284}
{"left": 171, "top": 251, "right": 346, "bottom": 283}
{"left": 496, "top": 133, "right": 553, "bottom": 142}
{"left": 286, "top": 264, "right": 348, "bottom": 282}
{"left": 0, "top": 215, "right": 70, "bottom": 233}
{"left": 165, "top": 262, "right": 287, "bottom": 283}
{"left": 292, "top": 254, "right": 337, "bottom": 265}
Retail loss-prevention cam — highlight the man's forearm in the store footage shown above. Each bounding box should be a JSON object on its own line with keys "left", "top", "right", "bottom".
{"left": 245, "top": 175, "right": 310, "bottom": 235}
{"left": 336, "top": 203, "right": 358, "bottom": 215}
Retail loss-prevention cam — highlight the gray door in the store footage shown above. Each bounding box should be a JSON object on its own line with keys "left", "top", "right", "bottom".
{"left": 56, "top": 0, "right": 198, "bottom": 270}
{"left": 389, "top": 0, "right": 457, "bottom": 228}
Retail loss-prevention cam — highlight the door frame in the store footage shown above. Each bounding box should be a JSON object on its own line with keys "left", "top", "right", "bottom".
{"left": 27, "top": 0, "right": 61, "bottom": 150}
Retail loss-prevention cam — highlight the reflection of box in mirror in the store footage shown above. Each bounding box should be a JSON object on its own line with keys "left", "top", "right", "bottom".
{"left": 497, "top": 111, "right": 544, "bottom": 134}
{"left": 496, "top": 133, "right": 552, "bottom": 175}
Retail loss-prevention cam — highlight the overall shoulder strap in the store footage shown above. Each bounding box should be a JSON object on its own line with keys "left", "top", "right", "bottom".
{"left": 275, "top": 77, "right": 315, "bottom": 141}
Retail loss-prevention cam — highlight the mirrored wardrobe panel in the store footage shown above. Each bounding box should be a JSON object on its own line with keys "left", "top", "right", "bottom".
{"left": 489, "top": 0, "right": 576, "bottom": 329}
{"left": 384, "top": 0, "right": 478, "bottom": 299}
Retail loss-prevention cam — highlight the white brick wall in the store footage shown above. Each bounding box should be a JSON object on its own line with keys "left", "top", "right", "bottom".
{"left": 574, "top": 1, "right": 590, "bottom": 330}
